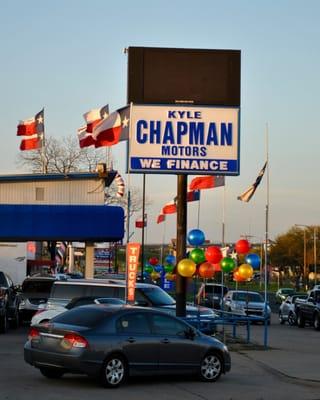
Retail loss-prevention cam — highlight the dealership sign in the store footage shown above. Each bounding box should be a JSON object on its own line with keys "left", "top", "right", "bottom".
{"left": 129, "top": 104, "right": 240, "bottom": 175}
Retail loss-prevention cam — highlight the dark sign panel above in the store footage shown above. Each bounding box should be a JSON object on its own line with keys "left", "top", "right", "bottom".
{"left": 127, "top": 47, "right": 241, "bottom": 107}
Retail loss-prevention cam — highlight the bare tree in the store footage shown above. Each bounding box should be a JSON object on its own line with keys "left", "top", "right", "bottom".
{"left": 16, "top": 135, "right": 106, "bottom": 173}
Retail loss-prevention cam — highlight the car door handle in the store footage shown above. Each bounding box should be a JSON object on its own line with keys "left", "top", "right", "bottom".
{"left": 161, "top": 338, "right": 170, "bottom": 344}
{"left": 126, "top": 337, "right": 136, "bottom": 343}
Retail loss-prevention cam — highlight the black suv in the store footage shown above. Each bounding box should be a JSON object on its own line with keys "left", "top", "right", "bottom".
{"left": 0, "top": 271, "right": 21, "bottom": 333}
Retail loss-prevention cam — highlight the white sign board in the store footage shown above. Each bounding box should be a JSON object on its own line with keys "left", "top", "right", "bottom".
{"left": 129, "top": 104, "right": 240, "bottom": 175}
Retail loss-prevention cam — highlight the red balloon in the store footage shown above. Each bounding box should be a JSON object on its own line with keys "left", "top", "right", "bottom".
{"left": 212, "top": 263, "right": 222, "bottom": 272}
{"left": 235, "top": 239, "right": 250, "bottom": 254}
{"left": 205, "top": 246, "right": 223, "bottom": 264}
{"left": 198, "top": 262, "right": 215, "bottom": 279}
{"left": 149, "top": 257, "right": 159, "bottom": 266}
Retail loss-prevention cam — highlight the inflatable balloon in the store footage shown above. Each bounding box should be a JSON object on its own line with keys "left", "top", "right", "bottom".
{"left": 149, "top": 257, "right": 159, "bottom": 266}
{"left": 233, "top": 268, "right": 246, "bottom": 282}
{"left": 245, "top": 253, "right": 261, "bottom": 269}
{"left": 235, "top": 239, "right": 250, "bottom": 254}
{"left": 177, "top": 258, "right": 196, "bottom": 277}
{"left": 187, "top": 229, "right": 205, "bottom": 246}
{"left": 164, "top": 264, "right": 174, "bottom": 273}
{"left": 150, "top": 271, "right": 160, "bottom": 280}
{"left": 205, "top": 246, "right": 223, "bottom": 264}
{"left": 165, "top": 254, "right": 176, "bottom": 265}
{"left": 198, "top": 261, "right": 215, "bottom": 279}
{"left": 212, "top": 263, "right": 222, "bottom": 272}
{"left": 220, "top": 257, "right": 236, "bottom": 273}
{"left": 144, "top": 264, "right": 153, "bottom": 274}
{"left": 189, "top": 248, "right": 206, "bottom": 264}
{"left": 165, "top": 273, "right": 176, "bottom": 281}
{"left": 238, "top": 263, "right": 254, "bottom": 280}
{"left": 154, "top": 265, "right": 163, "bottom": 273}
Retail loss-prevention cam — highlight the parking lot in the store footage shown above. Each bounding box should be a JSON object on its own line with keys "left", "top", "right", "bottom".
{"left": 1, "top": 313, "right": 320, "bottom": 400}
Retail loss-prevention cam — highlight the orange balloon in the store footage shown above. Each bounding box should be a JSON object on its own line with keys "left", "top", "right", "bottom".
{"left": 212, "top": 263, "right": 222, "bottom": 272}
{"left": 233, "top": 268, "right": 246, "bottom": 282}
{"left": 198, "top": 262, "right": 215, "bottom": 279}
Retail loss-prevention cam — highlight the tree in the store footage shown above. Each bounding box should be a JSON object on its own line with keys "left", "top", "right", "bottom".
{"left": 16, "top": 135, "right": 106, "bottom": 173}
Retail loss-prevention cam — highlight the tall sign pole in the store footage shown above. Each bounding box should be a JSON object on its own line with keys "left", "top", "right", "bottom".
{"left": 175, "top": 174, "right": 187, "bottom": 317}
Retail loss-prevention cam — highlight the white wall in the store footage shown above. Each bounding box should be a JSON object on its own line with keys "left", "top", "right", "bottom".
{"left": 0, "top": 243, "right": 27, "bottom": 284}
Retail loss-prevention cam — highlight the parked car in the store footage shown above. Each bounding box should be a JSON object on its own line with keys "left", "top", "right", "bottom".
{"left": 295, "top": 289, "right": 320, "bottom": 330}
{"left": 0, "top": 271, "right": 21, "bottom": 333}
{"left": 31, "top": 296, "right": 126, "bottom": 325}
{"left": 25, "top": 305, "right": 231, "bottom": 387}
{"left": 19, "top": 275, "right": 56, "bottom": 323}
{"left": 278, "top": 294, "right": 308, "bottom": 325}
{"left": 275, "top": 288, "right": 295, "bottom": 304}
{"left": 198, "top": 283, "right": 228, "bottom": 309}
{"left": 223, "top": 290, "right": 271, "bottom": 323}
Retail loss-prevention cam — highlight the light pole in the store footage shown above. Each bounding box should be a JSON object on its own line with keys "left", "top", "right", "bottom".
{"left": 295, "top": 224, "right": 317, "bottom": 289}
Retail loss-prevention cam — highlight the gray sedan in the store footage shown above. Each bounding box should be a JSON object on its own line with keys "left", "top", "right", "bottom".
{"left": 24, "top": 305, "right": 231, "bottom": 388}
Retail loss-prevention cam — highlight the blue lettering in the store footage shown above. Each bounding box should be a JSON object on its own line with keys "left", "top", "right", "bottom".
{"left": 149, "top": 120, "right": 161, "bottom": 144}
{"left": 136, "top": 120, "right": 148, "bottom": 143}
{"left": 168, "top": 111, "right": 176, "bottom": 118}
{"left": 176, "top": 122, "right": 188, "bottom": 144}
{"left": 206, "top": 123, "right": 218, "bottom": 145}
{"left": 163, "top": 122, "right": 175, "bottom": 144}
{"left": 221, "top": 123, "right": 232, "bottom": 145}
{"left": 189, "top": 122, "right": 204, "bottom": 145}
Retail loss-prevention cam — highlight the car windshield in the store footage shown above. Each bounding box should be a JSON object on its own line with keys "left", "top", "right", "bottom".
{"left": 139, "top": 286, "right": 176, "bottom": 306}
{"left": 233, "top": 292, "right": 263, "bottom": 303}
{"left": 281, "top": 289, "right": 295, "bottom": 294}
{"left": 22, "top": 280, "right": 54, "bottom": 293}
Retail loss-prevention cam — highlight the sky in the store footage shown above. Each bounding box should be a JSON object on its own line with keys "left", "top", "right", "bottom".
{"left": 1, "top": 0, "right": 320, "bottom": 246}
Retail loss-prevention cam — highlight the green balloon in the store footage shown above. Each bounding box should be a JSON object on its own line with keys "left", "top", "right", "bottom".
{"left": 220, "top": 257, "right": 236, "bottom": 272}
{"left": 144, "top": 264, "right": 153, "bottom": 274}
{"left": 189, "top": 248, "right": 206, "bottom": 264}
{"left": 164, "top": 264, "right": 174, "bottom": 273}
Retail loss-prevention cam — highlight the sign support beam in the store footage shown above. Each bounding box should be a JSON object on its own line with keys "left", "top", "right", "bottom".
{"left": 175, "top": 174, "right": 187, "bottom": 317}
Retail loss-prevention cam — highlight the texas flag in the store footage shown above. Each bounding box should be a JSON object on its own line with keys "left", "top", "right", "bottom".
{"left": 17, "top": 109, "right": 44, "bottom": 151}
{"left": 93, "top": 106, "right": 130, "bottom": 148}
{"left": 83, "top": 104, "right": 109, "bottom": 133}
{"left": 162, "top": 201, "right": 177, "bottom": 215}
{"left": 189, "top": 175, "right": 225, "bottom": 191}
{"left": 156, "top": 214, "right": 166, "bottom": 224}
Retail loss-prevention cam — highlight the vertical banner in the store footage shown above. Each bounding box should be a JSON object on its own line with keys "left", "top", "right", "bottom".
{"left": 126, "top": 242, "right": 141, "bottom": 302}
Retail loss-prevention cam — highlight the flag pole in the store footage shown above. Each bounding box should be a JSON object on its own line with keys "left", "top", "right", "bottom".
{"left": 264, "top": 123, "right": 270, "bottom": 348}
{"left": 41, "top": 108, "right": 46, "bottom": 174}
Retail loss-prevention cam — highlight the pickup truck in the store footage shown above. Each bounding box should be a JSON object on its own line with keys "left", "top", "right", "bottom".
{"left": 295, "top": 289, "right": 320, "bottom": 330}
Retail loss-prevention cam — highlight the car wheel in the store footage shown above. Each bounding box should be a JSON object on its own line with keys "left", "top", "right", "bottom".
{"left": 297, "top": 312, "right": 305, "bottom": 328}
{"left": 40, "top": 367, "right": 64, "bottom": 379}
{"left": 100, "top": 354, "right": 127, "bottom": 388}
{"left": 279, "top": 311, "right": 285, "bottom": 324}
{"left": 198, "top": 352, "right": 222, "bottom": 382}
{"left": 288, "top": 312, "right": 296, "bottom": 326}
{"left": 313, "top": 313, "right": 320, "bottom": 331}
{"left": 0, "top": 312, "right": 8, "bottom": 334}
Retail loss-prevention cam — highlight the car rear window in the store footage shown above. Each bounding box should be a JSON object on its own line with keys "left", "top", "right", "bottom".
{"left": 22, "top": 280, "right": 54, "bottom": 294}
{"left": 52, "top": 307, "right": 112, "bottom": 327}
{"left": 51, "top": 284, "right": 87, "bottom": 299}
{"left": 206, "top": 285, "right": 228, "bottom": 295}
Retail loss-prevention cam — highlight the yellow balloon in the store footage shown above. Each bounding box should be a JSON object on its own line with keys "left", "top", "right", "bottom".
{"left": 177, "top": 258, "right": 196, "bottom": 277}
{"left": 165, "top": 273, "right": 176, "bottom": 281}
{"left": 238, "top": 263, "right": 254, "bottom": 280}
{"left": 150, "top": 271, "right": 160, "bottom": 280}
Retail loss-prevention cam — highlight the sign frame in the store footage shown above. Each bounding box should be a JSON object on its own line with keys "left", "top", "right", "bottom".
{"left": 128, "top": 104, "right": 240, "bottom": 176}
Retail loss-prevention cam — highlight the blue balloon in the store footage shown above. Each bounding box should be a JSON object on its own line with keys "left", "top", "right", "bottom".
{"left": 187, "top": 229, "right": 205, "bottom": 246}
{"left": 154, "top": 265, "right": 163, "bottom": 273}
{"left": 245, "top": 253, "right": 261, "bottom": 269}
{"left": 165, "top": 254, "right": 176, "bottom": 265}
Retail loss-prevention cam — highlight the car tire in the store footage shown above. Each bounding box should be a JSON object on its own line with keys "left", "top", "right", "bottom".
{"left": 40, "top": 367, "right": 64, "bottom": 379}
{"left": 313, "top": 313, "right": 320, "bottom": 331}
{"left": 288, "top": 312, "right": 296, "bottom": 326}
{"left": 279, "top": 311, "right": 285, "bottom": 324}
{"left": 198, "top": 352, "right": 223, "bottom": 382}
{"left": 297, "top": 312, "right": 305, "bottom": 328}
{"left": 100, "top": 354, "right": 127, "bottom": 388}
{"left": 0, "top": 312, "right": 8, "bottom": 334}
